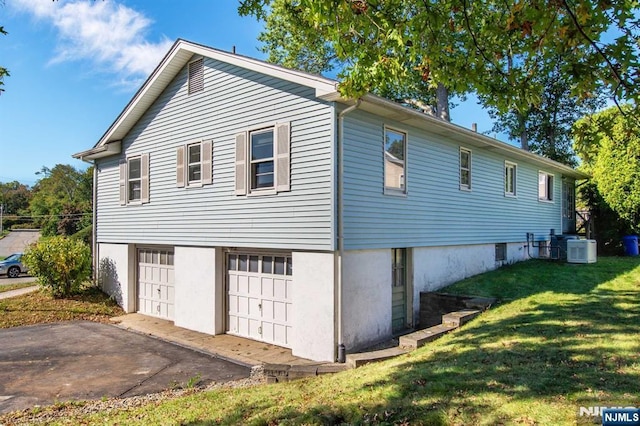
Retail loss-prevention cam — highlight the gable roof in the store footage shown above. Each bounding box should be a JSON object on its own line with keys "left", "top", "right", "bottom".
{"left": 73, "top": 39, "right": 338, "bottom": 160}
{"left": 73, "top": 39, "right": 587, "bottom": 180}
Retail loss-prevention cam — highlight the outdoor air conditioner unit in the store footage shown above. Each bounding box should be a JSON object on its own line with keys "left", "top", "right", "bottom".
{"left": 567, "top": 239, "right": 597, "bottom": 264}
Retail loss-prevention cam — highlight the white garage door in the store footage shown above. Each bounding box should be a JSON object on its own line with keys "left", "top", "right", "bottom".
{"left": 227, "top": 253, "right": 293, "bottom": 347}
{"left": 138, "top": 248, "right": 175, "bottom": 320}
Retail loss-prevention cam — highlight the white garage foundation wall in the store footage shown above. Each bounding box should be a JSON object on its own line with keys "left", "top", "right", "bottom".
{"left": 97, "top": 243, "right": 135, "bottom": 312}
{"left": 291, "top": 252, "right": 336, "bottom": 362}
{"left": 342, "top": 249, "right": 391, "bottom": 352}
{"left": 174, "top": 246, "right": 222, "bottom": 335}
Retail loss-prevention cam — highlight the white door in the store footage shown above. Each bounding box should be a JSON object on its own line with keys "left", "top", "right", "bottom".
{"left": 227, "top": 253, "right": 292, "bottom": 347}
{"left": 137, "top": 248, "right": 175, "bottom": 320}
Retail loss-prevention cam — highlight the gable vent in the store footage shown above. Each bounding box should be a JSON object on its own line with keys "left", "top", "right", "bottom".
{"left": 188, "top": 58, "right": 204, "bottom": 94}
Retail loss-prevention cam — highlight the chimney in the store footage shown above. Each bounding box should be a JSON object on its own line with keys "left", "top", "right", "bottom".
{"left": 471, "top": 123, "right": 477, "bottom": 132}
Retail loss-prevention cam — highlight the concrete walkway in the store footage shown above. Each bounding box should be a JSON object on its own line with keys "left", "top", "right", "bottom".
{"left": 0, "top": 286, "right": 38, "bottom": 300}
{"left": 111, "top": 313, "right": 324, "bottom": 368}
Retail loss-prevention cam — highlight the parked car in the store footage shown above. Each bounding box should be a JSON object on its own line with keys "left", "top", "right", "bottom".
{"left": 0, "top": 253, "right": 28, "bottom": 278}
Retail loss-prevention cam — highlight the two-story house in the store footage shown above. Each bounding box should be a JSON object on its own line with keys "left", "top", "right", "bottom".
{"left": 74, "top": 39, "right": 587, "bottom": 362}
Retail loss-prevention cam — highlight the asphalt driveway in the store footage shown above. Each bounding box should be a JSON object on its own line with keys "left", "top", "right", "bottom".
{"left": 0, "top": 321, "right": 251, "bottom": 413}
{"left": 0, "top": 230, "right": 40, "bottom": 258}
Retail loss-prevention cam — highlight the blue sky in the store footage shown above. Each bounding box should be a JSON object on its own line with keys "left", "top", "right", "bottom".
{"left": 0, "top": 0, "right": 497, "bottom": 186}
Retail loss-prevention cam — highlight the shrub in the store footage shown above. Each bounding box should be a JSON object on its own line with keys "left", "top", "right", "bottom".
{"left": 23, "top": 236, "right": 92, "bottom": 298}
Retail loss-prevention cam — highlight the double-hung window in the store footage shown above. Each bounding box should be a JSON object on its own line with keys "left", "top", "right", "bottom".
{"left": 176, "top": 140, "right": 212, "bottom": 188}
{"left": 119, "top": 154, "right": 149, "bottom": 205}
{"left": 187, "top": 143, "right": 202, "bottom": 184}
{"left": 128, "top": 157, "right": 142, "bottom": 202}
{"left": 384, "top": 127, "right": 407, "bottom": 194}
{"left": 234, "top": 123, "right": 290, "bottom": 196}
{"left": 460, "top": 148, "right": 471, "bottom": 190}
{"left": 505, "top": 162, "right": 517, "bottom": 196}
{"left": 538, "top": 171, "right": 554, "bottom": 201}
{"left": 250, "top": 129, "right": 275, "bottom": 190}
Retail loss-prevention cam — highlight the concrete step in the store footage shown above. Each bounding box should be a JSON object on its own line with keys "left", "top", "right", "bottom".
{"left": 463, "top": 297, "right": 496, "bottom": 310}
{"left": 399, "top": 323, "right": 457, "bottom": 350}
{"left": 346, "top": 347, "right": 410, "bottom": 369}
{"left": 442, "top": 309, "right": 481, "bottom": 327}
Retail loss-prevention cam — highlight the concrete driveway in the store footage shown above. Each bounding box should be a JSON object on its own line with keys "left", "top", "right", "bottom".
{"left": 0, "top": 321, "right": 251, "bottom": 414}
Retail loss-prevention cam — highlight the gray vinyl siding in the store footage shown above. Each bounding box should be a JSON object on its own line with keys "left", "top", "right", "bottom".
{"left": 95, "top": 57, "right": 334, "bottom": 250}
{"left": 343, "top": 110, "right": 563, "bottom": 250}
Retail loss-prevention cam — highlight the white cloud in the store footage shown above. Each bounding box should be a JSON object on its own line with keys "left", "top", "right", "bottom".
{"left": 12, "top": 0, "right": 173, "bottom": 84}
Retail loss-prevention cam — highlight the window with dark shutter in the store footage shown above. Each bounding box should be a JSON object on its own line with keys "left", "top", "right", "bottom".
{"left": 188, "top": 58, "right": 204, "bottom": 94}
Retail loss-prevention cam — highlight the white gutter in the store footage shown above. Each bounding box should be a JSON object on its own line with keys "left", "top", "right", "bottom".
{"left": 336, "top": 99, "right": 360, "bottom": 363}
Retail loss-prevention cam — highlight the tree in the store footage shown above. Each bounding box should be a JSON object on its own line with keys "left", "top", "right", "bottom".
{"left": 23, "top": 236, "right": 92, "bottom": 298}
{"left": 487, "top": 60, "right": 605, "bottom": 165}
{"left": 253, "top": 0, "right": 456, "bottom": 119}
{"left": 0, "top": 181, "right": 30, "bottom": 214}
{"left": 240, "top": 0, "right": 640, "bottom": 127}
{"left": 574, "top": 105, "right": 640, "bottom": 231}
{"left": 29, "top": 164, "right": 93, "bottom": 237}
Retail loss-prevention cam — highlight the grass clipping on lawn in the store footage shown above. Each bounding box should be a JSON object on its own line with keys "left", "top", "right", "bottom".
{"left": 0, "top": 286, "right": 124, "bottom": 328}
{"left": 8, "top": 258, "right": 640, "bottom": 425}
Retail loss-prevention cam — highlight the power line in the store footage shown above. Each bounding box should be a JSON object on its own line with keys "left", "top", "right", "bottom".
{"left": 0, "top": 213, "right": 93, "bottom": 219}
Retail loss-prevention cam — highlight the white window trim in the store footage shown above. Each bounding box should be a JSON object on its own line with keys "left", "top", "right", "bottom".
{"left": 505, "top": 161, "right": 517, "bottom": 197}
{"left": 120, "top": 153, "right": 149, "bottom": 205}
{"left": 249, "top": 128, "right": 275, "bottom": 194}
{"left": 459, "top": 147, "right": 472, "bottom": 191}
{"left": 187, "top": 142, "right": 203, "bottom": 187}
{"left": 538, "top": 171, "right": 555, "bottom": 202}
{"left": 177, "top": 140, "right": 212, "bottom": 188}
{"left": 383, "top": 126, "right": 408, "bottom": 197}
{"left": 127, "top": 156, "right": 142, "bottom": 204}
{"left": 235, "top": 122, "right": 290, "bottom": 197}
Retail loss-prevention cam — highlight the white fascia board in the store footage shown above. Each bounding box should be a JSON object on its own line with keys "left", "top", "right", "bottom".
{"left": 73, "top": 140, "right": 122, "bottom": 161}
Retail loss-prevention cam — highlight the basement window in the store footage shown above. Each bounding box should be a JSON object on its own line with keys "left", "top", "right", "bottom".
{"left": 495, "top": 243, "right": 507, "bottom": 262}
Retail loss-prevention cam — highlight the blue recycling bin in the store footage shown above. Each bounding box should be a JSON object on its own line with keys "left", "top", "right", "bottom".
{"left": 622, "top": 235, "right": 639, "bottom": 256}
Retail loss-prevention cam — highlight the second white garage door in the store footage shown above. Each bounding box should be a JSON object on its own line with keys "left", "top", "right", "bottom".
{"left": 137, "top": 248, "right": 175, "bottom": 320}
{"left": 227, "top": 253, "right": 292, "bottom": 347}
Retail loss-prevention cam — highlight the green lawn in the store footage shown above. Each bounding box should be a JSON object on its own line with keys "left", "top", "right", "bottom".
{"left": 4, "top": 257, "right": 640, "bottom": 425}
{"left": 0, "top": 286, "right": 123, "bottom": 328}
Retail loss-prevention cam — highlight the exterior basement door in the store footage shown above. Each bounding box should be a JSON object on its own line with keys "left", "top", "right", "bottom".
{"left": 391, "top": 248, "right": 408, "bottom": 333}
{"left": 137, "top": 248, "right": 175, "bottom": 320}
{"left": 227, "top": 253, "right": 293, "bottom": 347}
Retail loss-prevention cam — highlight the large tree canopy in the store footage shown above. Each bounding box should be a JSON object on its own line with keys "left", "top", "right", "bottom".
{"left": 240, "top": 0, "right": 639, "bottom": 119}
{"left": 487, "top": 59, "right": 604, "bottom": 165}
{"left": 574, "top": 105, "right": 640, "bottom": 231}
{"left": 29, "top": 164, "right": 93, "bottom": 237}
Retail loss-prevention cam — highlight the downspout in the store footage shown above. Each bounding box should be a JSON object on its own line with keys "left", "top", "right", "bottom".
{"left": 336, "top": 99, "right": 361, "bottom": 363}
